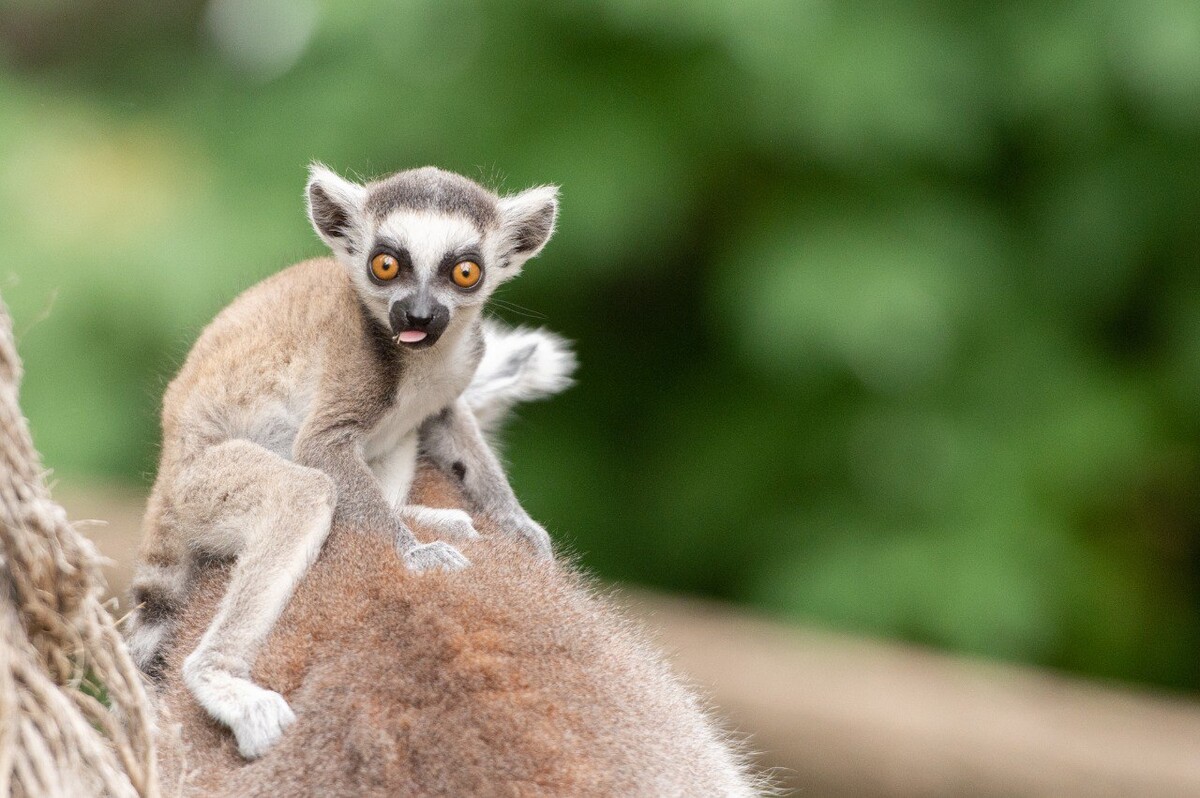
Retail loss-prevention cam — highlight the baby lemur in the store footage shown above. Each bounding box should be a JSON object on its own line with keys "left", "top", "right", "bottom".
{"left": 126, "top": 164, "right": 571, "bottom": 760}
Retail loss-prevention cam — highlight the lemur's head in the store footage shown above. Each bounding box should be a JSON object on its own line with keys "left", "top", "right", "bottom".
{"left": 306, "top": 164, "right": 558, "bottom": 349}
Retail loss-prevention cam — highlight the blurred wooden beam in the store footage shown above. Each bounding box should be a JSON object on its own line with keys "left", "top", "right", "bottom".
{"left": 60, "top": 485, "right": 1200, "bottom": 797}
{"left": 628, "top": 591, "right": 1200, "bottom": 797}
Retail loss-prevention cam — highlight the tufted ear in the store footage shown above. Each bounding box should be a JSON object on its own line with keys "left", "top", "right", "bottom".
{"left": 496, "top": 185, "right": 559, "bottom": 268}
{"left": 306, "top": 163, "right": 369, "bottom": 257}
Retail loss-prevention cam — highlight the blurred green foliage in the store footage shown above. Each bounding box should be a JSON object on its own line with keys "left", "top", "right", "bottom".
{"left": 1, "top": 0, "right": 1198, "bottom": 689}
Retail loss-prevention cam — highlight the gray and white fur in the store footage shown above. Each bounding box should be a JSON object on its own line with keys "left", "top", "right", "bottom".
{"left": 125, "top": 165, "right": 572, "bottom": 760}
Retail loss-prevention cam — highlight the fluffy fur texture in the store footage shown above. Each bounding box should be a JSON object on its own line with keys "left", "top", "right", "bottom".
{"left": 465, "top": 320, "right": 577, "bottom": 435}
{"left": 128, "top": 165, "right": 570, "bottom": 759}
{"left": 154, "top": 465, "right": 761, "bottom": 797}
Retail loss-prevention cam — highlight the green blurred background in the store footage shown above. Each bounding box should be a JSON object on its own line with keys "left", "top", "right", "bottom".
{"left": 1, "top": 0, "right": 1198, "bottom": 691}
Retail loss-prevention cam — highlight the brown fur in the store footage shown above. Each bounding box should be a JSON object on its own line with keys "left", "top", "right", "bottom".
{"left": 154, "top": 464, "right": 759, "bottom": 797}
{"left": 143, "top": 257, "right": 413, "bottom": 560}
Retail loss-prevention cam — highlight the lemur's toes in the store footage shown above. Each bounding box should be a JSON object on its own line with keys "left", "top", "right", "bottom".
{"left": 232, "top": 687, "right": 296, "bottom": 760}
{"left": 517, "top": 520, "right": 554, "bottom": 560}
{"left": 428, "top": 509, "right": 479, "bottom": 541}
{"left": 405, "top": 541, "right": 471, "bottom": 572}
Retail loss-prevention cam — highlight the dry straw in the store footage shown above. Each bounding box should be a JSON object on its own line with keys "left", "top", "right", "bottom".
{"left": 0, "top": 295, "right": 158, "bottom": 797}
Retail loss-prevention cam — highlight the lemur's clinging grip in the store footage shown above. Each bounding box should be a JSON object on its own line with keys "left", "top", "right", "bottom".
{"left": 125, "top": 165, "right": 574, "bottom": 760}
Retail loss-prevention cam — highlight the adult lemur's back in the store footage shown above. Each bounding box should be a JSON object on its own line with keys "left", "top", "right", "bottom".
{"left": 153, "top": 467, "right": 763, "bottom": 798}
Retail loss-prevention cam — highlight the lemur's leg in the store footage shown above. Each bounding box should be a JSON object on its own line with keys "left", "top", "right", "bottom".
{"left": 369, "top": 434, "right": 478, "bottom": 542}
{"left": 297, "top": 428, "right": 469, "bottom": 572}
{"left": 399, "top": 506, "right": 480, "bottom": 541}
{"left": 174, "top": 439, "right": 335, "bottom": 759}
{"left": 419, "top": 398, "right": 553, "bottom": 558}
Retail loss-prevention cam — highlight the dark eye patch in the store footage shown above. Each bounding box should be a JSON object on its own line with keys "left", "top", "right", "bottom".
{"left": 437, "top": 247, "right": 483, "bottom": 273}
{"left": 367, "top": 242, "right": 413, "bottom": 285}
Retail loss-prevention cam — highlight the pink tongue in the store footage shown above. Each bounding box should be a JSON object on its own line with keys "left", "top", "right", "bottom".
{"left": 397, "top": 329, "right": 428, "bottom": 344}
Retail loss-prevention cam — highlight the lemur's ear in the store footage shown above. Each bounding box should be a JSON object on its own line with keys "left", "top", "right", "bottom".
{"left": 496, "top": 185, "right": 559, "bottom": 267}
{"left": 306, "top": 163, "right": 368, "bottom": 257}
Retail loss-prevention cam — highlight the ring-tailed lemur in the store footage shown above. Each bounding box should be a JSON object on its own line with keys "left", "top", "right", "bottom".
{"left": 125, "top": 165, "right": 574, "bottom": 760}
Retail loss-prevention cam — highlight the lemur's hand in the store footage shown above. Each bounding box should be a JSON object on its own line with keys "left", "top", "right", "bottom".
{"left": 403, "top": 540, "right": 471, "bottom": 572}
{"left": 399, "top": 506, "right": 479, "bottom": 542}
{"left": 508, "top": 515, "right": 553, "bottom": 560}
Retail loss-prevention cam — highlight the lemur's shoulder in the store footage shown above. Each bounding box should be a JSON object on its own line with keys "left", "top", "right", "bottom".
{"left": 195, "top": 258, "right": 359, "bottom": 350}
{"left": 161, "top": 258, "right": 360, "bottom": 420}
{"left": 215, "top": 257, "right": 352, "bottom": 330}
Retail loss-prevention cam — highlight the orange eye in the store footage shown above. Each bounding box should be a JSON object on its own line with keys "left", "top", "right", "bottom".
{"left": 371, "top": 253, "right": 400, "bottom": 281}
{"left": 452, "top": 260, "right": 482, "bottom": 289}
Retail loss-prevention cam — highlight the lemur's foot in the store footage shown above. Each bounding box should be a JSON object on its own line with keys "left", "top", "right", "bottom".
{"left": 427, "top": 508, "right": 479, "bottom": 540}
{"left": 183, "top": 652, "right": 296, "bottom": 759}
{"left": 511, "top": 517, "right": 553, "bottom": 559}
{"left": 404, "top": 540, "right": 470, "bottom": 572}
{"left": 402, "top": 506, "right": 479, "bottom": 541}
{"left": 231, "top": 686, "right": 296, "bottom": 759}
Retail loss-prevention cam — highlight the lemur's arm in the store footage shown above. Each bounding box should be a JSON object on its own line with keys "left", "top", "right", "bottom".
{"left": 420, "top": 398, "right": 553, "bottom": 558}
{"left": 294, "top": 424, "right": 470, "bottom": 571}
{"left": 293, "top": 426, "right": 394, "bottom": 536}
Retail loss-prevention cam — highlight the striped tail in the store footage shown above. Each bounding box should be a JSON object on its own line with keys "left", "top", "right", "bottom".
{"left": 126, "top": 557, "right": 188, "bottom": 680}
{"left": 466, "top": 320, "right": 577, "bottom": 437}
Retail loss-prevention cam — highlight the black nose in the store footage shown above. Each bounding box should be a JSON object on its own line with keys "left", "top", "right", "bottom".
{"left": 389, "top": 296, "right": 450, "bottom": 344}
{"left": 404, "top": 309, "right": 433, "bottom": 329}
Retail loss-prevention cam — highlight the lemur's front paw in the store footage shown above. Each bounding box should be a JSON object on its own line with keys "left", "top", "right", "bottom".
{"left": 404, "top": 540, "right": 471, "bottom": 572}
{"left": 513, "top": 518, "right": 553, "bottom": 559}
{"left": 231, "top": 686, "right": 296, "bottom": 760}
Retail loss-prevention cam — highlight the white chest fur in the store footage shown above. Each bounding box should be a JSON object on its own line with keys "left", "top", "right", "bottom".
{"left": 363, "top": 332, "right": 479, "bottom": 506}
